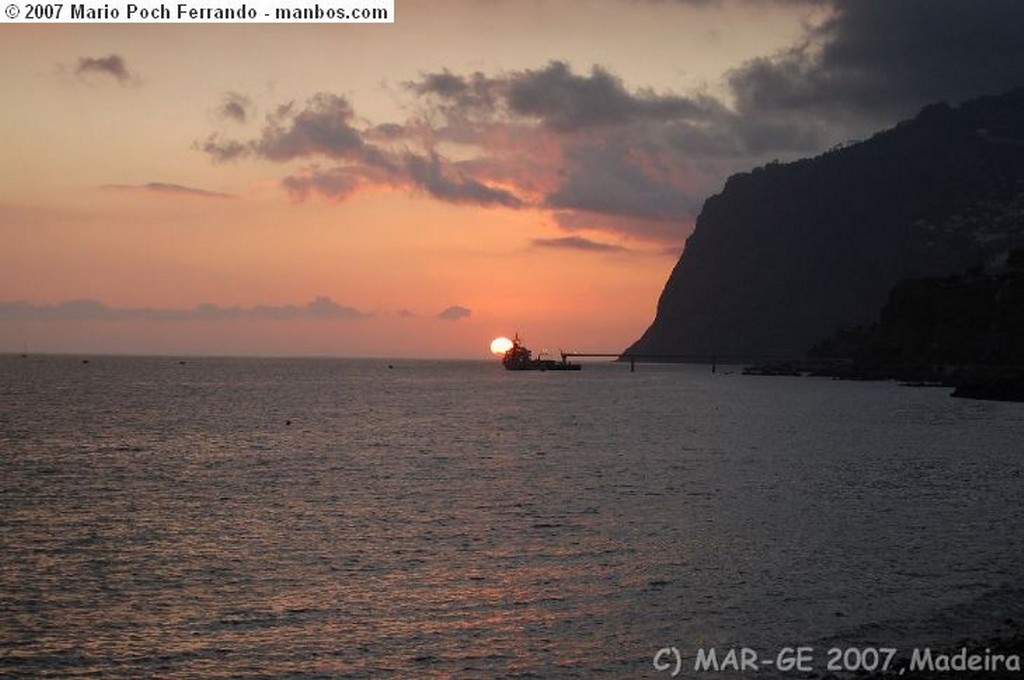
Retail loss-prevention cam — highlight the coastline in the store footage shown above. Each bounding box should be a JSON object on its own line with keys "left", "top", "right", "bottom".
{"left": 742, "top": 359, "right": 1024, "bottom": 403}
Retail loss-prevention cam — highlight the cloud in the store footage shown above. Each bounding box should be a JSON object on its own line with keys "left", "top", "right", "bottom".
{"left": 552, "top": 210, "right": 688, "bottom": 243}
{"left": 281, "top": 167, "right": 368, "bottom": 201}
{"left": 411, "top": 60, "right": 723, "bottom": 132}
{"left": 404, "top": 151, "right": 523, "bottom": 207}
{"left": 436, "top": 305, "right": 472, "bottom": 321}
{"left": 75, "top": 54, "right": 133, "bottom": 84}
{"left": 369, "top": 123, "right": 408, "bottom": 140}
{"left": 545, "top": 138, "right": 703, "bottom": 221}
{"left": 197, "top": 95, "right": 372, "bottom": 164}
{"left": 403, "top": 61, "right": 820, "bottom": 231}
{"left": 196, "top": 135, "right": 250, "bottom": 162}
{"left": 306, "top": 296, "right": 365, "bottom": 318}
{"left": 531, "top": 236, "right": 627, "bottom": 253}
{"left": 220, "top": 92, "right": 252, "bottom": 123}
{"left": 255, "top": 94, "right": 368, "bottom": 161}
{"left": 201, "top": 72, "right": 713, "bottom": 229}
{"left": 206, "top": 93, "right": 524, "bottom": 208}
{"left": 102, "top": 182, "right": 234, "bottom": 199}
{"left": 727, "top": 0, "right": 1024, "bottom": 126}
{"left": 198, "top": 3, "right": 1024, "bottom": 245}
{"left": 505, "top": 61, "right": 718, "bottom": 132}
{"left": 255, "top": 296, "right": 368, "bottom": 320}
{"left": 278, "top": 152, "right": 524, "bottom": 208}
{"left": 0, "top": 297, "right": 368, "bottom": 322}
{"left": 411, "top": 69, "right": 499, "bottom": 116}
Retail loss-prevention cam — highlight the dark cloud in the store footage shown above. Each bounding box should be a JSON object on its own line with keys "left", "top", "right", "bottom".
{"left": 411, "top": 61, "right": 721, "bottom": 133}
{"left": 436, "top": 305, "right": 472, "bottom": 321}
{"left": 728, "top": 0, "right": 1024, "bottom": 125}
{"left": 416, "top": 70, "right": 468, "bottom": 98}
{"left": 103, "top": 182, "right": 234, "bottom": 199}
{"left": 534, "top": 2, "right": 1024, "bottom": 232}
{"left": 220, "top": 92, "right": 252, "bottom": 123}
{"left": 256, "top": 93, "right": 366, "bottom": 161}
{"left": 532, "top": 236, "right": 627, "bottom": 253}
{"left": 506, "top": 61, "right": 718, "bottom": 132}
{"left": 0, "top": 297, "right": 368, "bottom": 322}
{"left": 199, "top": 96, "right": 369, "bottom": 162}
{"left": 410, "top": 69, "right": 499, "bottom": 115}
{"left": 75, "top": 54, "right": 132, "bottom": 84}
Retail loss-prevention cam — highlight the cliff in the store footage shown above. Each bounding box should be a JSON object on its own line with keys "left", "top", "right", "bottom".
{"left": 626, "top": 88, "right": 1024, "bottom": 359}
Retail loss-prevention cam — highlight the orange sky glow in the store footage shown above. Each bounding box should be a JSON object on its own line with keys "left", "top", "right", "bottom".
{"left": 0, "top": 2, "right": 827, "bottom": 358}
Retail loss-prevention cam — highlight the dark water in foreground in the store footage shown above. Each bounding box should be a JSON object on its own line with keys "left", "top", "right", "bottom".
{"left": 2, "top": 355, "right": 1023, "bottom": 678}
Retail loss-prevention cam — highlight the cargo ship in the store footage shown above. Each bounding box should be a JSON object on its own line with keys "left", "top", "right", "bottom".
{"left": 501, "top": 334, "right": 580, "bottom": 371}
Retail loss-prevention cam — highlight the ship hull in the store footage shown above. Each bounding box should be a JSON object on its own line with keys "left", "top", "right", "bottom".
{"left": 505, "top": 359, "right": 580, "bottom": 371}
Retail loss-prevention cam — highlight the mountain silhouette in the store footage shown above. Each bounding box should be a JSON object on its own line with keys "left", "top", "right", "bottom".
{"left": 626, "top": 87, "right": 1024, "bottom": 359}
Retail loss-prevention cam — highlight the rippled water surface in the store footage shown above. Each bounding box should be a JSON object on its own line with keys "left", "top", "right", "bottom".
{"left": 2, "top": 355, "right": 1023, "bottom": 677}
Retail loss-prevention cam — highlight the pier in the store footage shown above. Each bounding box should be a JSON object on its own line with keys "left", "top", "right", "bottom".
{"left": 559, "top": 352, "right": 800, "bottom": 372}
{"left": 560, "top": 352, "right": 718, "bottom": 372}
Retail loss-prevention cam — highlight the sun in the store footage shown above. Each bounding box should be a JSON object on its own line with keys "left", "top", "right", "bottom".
{"left": 490, "top": 336, "right": 514, "bottom": 356}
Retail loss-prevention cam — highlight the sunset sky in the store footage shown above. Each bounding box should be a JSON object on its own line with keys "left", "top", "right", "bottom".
{"left": 3, "top": 1, "right": 1023, "bottom": 358}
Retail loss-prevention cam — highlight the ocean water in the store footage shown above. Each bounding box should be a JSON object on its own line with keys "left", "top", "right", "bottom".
{"left": 2, "top": 355, "right": 1023, "bottom": 678}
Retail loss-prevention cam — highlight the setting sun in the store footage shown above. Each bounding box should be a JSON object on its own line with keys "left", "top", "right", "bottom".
{"left": 490, "top": 336, "right": 514, "bottom": 355}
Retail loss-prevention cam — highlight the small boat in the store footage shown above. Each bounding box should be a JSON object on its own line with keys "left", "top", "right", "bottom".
{"left": 502, "top": 334, "right": 580, "bottom": 371}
